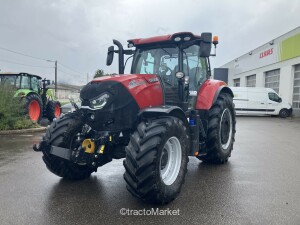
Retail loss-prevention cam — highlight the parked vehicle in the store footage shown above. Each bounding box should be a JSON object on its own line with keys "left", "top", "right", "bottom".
{"left": 0, "top": 73, "right": 61, "bottom": 122}
{"left": 230, "top": 87, "right": 292, "bottom": 118}
{"left": 34, "top": 32, "right": 236, "bottom": 204}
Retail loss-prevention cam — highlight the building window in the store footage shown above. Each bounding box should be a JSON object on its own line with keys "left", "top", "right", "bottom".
{"left": 265, "top": 69, "right": 280, "bottom": 93}
{"left": 233, "top": 78, "right": 240, "bottom": 87}
{"left": 246, "top": 75, "right": 256, "bottom": 87}
{"left": 293, "top": 64, "right": 300, "bottom": 109}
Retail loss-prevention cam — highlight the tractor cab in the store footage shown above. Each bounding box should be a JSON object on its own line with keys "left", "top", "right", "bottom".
{"left": 0, "top": 73, "right": 42, "bottom": 95}
{"left": 106, "top": 32, "right": 218, "bottom": 109}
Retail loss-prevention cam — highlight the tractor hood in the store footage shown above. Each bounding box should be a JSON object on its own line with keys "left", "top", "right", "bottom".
{"left": 91, "top": 74, "right": 158, "bottom": 86}
{"left": 79, "top": 74, "right": 163, "bottom": 131}
{"left": 87, "top": 74, "right": 163, "bottom": 109}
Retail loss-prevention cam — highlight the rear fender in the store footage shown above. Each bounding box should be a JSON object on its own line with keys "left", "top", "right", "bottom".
{"left": 195, "top": 79, "right": 233, "bottom": 110}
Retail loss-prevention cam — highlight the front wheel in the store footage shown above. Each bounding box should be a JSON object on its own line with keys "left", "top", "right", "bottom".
{"left": 197, "top": 93, "right": 236, "bottom": 164}
{"left": 42, "top": 113, "right": 94, "bottom": 180}
{"left": 123, "top": 117, "right": 189, "bottom": 204}
{"left": 46, "top": 101, "right": 61, "bottom": 121}
{"left": 279, "top": 108, "right": 290, "bottom": 118}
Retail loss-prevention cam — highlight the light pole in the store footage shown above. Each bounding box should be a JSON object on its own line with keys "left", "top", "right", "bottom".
{"left": 55, "top": 60, "right": 57, "bottom": 99}
{"left": 47, "top": 60, "right": 58, "bottom": 99}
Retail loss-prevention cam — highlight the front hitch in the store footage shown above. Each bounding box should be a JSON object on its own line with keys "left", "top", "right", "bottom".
{"left": 33, "top": 139, "right": 50, "bottom": 152}
{"left": 33, "top": 139, "right": 72, "bottom": 160}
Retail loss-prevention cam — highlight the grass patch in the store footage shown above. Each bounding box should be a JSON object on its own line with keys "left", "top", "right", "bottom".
{"left": 0, "top": 86, "right": 38, "bottom": 130}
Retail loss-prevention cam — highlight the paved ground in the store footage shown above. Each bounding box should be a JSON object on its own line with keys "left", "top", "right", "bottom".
{"left": 0, "top": 117, "right": 300, "bottom": 225}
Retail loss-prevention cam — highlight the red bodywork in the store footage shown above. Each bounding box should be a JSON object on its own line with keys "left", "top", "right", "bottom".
{"left": 92, "top": 76, "right": 225, "bottom": 111}
{"left": 92, "top": 74, "right": 163, "bottom": 109}
{"left": 196, "top": 79, "right": 227, "bottom": 110}
{"left": 128, "top": 32, "right": 200, "bottom": 46}
{"left": 99, "top": 32, "right": 223, "bottom": 111}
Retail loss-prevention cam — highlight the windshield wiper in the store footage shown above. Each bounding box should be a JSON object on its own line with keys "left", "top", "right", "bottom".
{"left": 160, "top": 48, "right": 172, "bottom": 57}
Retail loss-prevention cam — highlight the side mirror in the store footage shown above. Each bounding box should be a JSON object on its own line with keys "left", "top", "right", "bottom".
{"left": 199, "top": 32, "right": 212, "bottom": 57}
{"left": 106, "top": 46, "right": 114, "bottom": 66}
{"left": 279, "top": 97, "right": 282, "bottom": 103}
{"left": 47, "top": 80, "right": 51, "bottom": 85}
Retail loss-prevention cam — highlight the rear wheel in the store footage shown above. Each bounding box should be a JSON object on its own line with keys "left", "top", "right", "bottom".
{"left": 25, "top": 94, "right": 42, "bottom": 123}
{"left": 197, "top": 93, "right": 236, "bottom": 163}
{"left": 279, "top": 108, "right": 290, "bottom": 118}
{"left": 42, "top": 113, "right": 94, "bottom": 180}
{"left": 46, "top": 101, "right": 61, "bottom": 121}
{"left": 123, "top": 117, "right": 189, "bottom": 204}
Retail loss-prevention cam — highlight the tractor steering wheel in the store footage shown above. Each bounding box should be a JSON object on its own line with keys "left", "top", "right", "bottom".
{"left": 159, "top": 65, "right": 172, "bottom": 76}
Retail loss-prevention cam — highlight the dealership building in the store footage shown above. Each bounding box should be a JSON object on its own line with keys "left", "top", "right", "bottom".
{"left": 215, "top": 26, "right": 300, "bottom": 115}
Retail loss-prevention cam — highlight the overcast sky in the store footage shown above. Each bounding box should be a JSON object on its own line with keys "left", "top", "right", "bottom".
{"left": 0, "top": 0, "right": 299, "bottom": 85}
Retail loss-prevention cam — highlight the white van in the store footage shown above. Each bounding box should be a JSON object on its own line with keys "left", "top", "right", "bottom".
{"left": 230, "top": 87, "right": 293, "bottom": 118}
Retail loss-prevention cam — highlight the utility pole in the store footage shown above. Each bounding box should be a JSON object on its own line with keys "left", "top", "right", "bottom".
{"left": 46, "top": 59, "right": 58, "bottom": 98}
{"left": 55, "top": 60, "right": 57, "bottom": 99}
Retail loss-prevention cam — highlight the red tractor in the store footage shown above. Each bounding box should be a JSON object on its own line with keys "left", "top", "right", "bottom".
{"left": 34, "top": 32, "right": 236, "bottom": 204}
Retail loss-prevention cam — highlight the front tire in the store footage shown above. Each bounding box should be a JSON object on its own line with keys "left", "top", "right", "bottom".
{"left": 42, "top": 113, "right": 94, "bottom": 180}
{"left": 46, "top": 100, "right": 61, "bottom": 121}
{"left": 197, "top": 93, "right": 236, "bottom": 164}
{"left": 279, "top": 108, "right": 290, "bottom": 118}
{"left": 123, "top": 117, "right": 189, "bottom": 204}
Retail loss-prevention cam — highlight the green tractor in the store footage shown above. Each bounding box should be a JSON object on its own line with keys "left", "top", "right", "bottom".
{"left": 0, "top": 72, "right": 61, "bottom": 122}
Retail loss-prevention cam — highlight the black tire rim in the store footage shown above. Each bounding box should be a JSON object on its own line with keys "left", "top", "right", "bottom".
{"left": 219, "top": 108, "right": 233, "bottom": 149}
{"left": 281, "top": 110, "right": 288, "bottom": 118}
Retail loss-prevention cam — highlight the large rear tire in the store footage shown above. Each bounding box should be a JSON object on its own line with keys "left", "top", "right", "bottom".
{"left": 123, "top": 117, "right": 189, "bottom": 204}
{"left": 42, "top": 113, "right": 94, "bottom": 180}
{"left": 46, "top": 100, "right": 61, "bottom": 121}
{"left": 197, "top": 93, "right": 236, "bottom": 164}
{"left": 25, "top": 94, "right": 42, "bottom": 123}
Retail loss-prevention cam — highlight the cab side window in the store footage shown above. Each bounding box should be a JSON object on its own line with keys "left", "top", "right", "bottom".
{"left": 31, "top": 77, "right": 39, "bottom": 92}
{"left": 140, "top": 52, "right": 154, "bottom": 74}
{"left": 184, "top": 45, "right": 207, "bottom": 91}
{"left": 268, "top": 92, "right": 281, "bottom": 102}
{"left": 21, "top": 76, "right": 30, "bottom": 89}
{"left": 16, "top": 76, "right": 21, "bottom": 88}
{"left": 188, "top": 57, "right": 207, "bottom": 91}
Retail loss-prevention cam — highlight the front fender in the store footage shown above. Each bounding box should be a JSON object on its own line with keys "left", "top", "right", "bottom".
{"left": 14, "top": 89, "right": 36, "bottom": 97}
{"left": 138, "top": 106, "right": 188, "bottom": 125}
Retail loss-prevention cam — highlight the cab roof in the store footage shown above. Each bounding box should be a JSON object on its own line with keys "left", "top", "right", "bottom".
{"left": 127, "top": 32, "right": 201, "bottom": 46}
{"left": 0, "top": 72, "right": 42, "bottom": 79}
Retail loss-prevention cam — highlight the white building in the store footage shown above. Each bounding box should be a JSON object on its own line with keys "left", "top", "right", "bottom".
{"left": 219, "top": 26, "right": 300, "bottom": 116}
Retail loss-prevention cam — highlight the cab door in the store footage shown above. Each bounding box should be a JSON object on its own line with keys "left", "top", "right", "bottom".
{"left": 267, "top": 92, "right": 281, "bottom": 115}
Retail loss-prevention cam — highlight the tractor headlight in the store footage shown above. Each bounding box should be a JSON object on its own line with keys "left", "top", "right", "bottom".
{"left": 90, "top": 93, "right": 110, "bottom": 109}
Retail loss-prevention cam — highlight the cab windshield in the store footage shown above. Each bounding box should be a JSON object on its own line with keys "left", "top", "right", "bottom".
{"left": 131, "top": 44, "right": 207, "bottom": 91}
{"left": 0, "top": 75, "right": 18, "bottom": 87}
